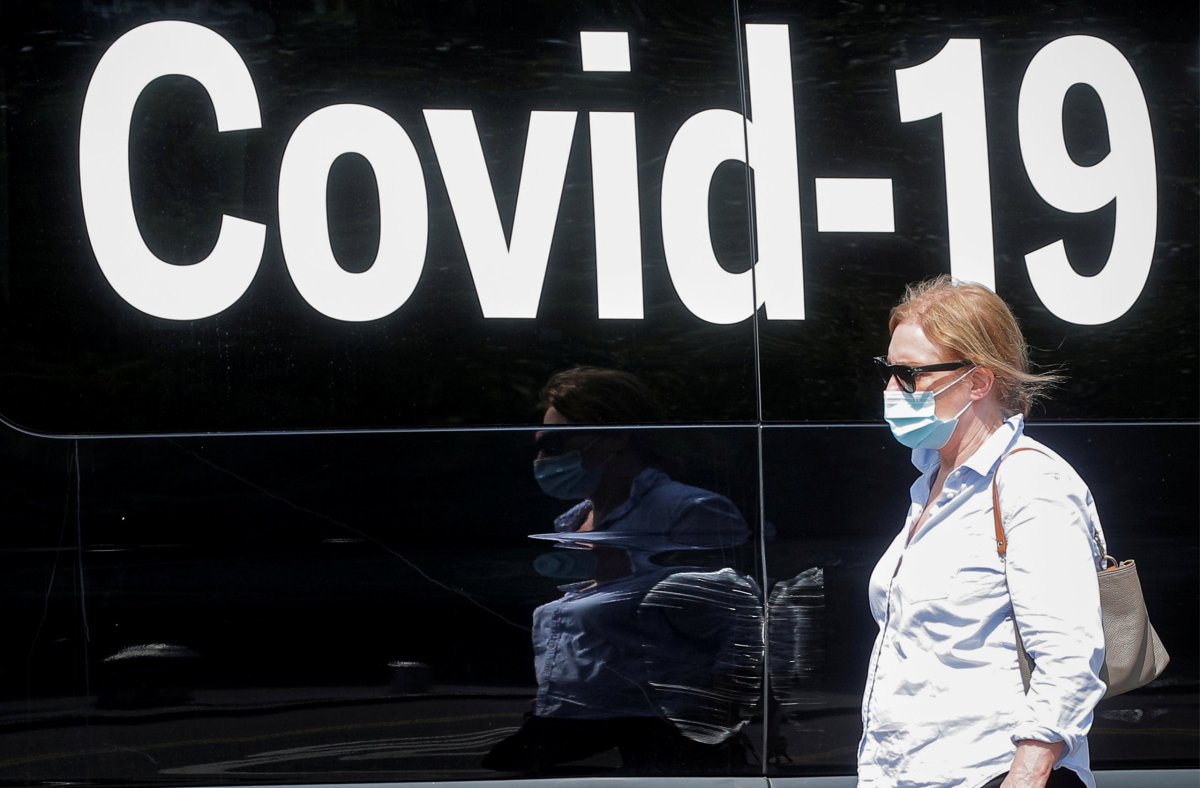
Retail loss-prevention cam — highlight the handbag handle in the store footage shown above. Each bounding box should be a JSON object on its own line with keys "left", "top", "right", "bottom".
{"left": 992, "top": 448, "right": 1043, "bottom": 559}
{"left": 991, "top": 447, "right": 1115, "bottom": 568}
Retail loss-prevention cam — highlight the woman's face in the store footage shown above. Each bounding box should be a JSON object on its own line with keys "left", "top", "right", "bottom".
{"left": 886, "top": 321, "right": 974, "bottom": 419}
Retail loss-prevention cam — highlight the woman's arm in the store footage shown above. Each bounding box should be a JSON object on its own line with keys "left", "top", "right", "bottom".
{"left": 998, "top": 451, "right": 1105, "bottom": 767}
{"left": 1001, "top": 740, "right": 1065, "bottom": 788}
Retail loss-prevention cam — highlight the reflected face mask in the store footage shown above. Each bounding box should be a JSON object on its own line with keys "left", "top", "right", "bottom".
{"left": 533, "top": 549, "right": 597, "bottom": 579}
{"left": 882, "top": 368, "right": 974, "bottom": 450}
{"left": 533, "top": 450, "right": 602, "bottom": 500}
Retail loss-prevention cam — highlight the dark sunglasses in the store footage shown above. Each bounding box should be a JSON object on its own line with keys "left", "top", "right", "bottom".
{"left": 873, "top": 357, "right": 972, "bottom": 394}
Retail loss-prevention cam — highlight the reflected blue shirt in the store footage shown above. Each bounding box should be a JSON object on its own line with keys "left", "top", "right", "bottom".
{"left": 531, "top": 468, "right": 750, "bottom": 719}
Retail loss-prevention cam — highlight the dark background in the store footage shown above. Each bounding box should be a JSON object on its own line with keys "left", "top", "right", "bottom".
{"left": 0, "top": 0, "right": 1195, "bottom": 784}
{"left": 744, "top": 0, "right": 1198, "bottom": 422}
{"left": 0, "top": 0, "right": 758, "bottom": 433}
{"left": 0, "top": 0, "right": 1194, "bottom": 433}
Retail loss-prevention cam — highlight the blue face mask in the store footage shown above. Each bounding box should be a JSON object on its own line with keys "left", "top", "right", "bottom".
{"left": 533, "top": 450, "right": 603, "bottom": 500}
{"left": 883, "top": 368, "right": 974, "bottom": 450}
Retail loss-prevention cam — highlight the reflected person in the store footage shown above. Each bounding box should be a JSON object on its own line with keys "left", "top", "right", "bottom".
{"left": 483, "top": 366, "right": 759, "bottom": 774}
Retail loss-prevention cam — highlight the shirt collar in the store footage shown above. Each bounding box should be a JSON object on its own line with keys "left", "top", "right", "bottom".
{"left": 910, "top": 413, "right": 1025, "bottom": 478}
{"left": 552, "top": 467, "right": 665, "bottom": 532}
{"left": 599, "top": 466, "right": 664, "bottom": 527}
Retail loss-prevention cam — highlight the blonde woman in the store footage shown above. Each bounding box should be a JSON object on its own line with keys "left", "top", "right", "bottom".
{"left": 859, "top": 277, "right": 1106, "bottom": 788}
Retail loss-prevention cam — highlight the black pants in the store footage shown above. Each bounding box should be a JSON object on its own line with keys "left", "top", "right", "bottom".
{"left": 981, "top": 768, "right": 1086, "bottom": 788}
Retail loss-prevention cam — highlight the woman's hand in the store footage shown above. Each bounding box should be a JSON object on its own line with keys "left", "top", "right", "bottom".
{"left": 1000, "top": 740, "right": 1065, "bottom": 788}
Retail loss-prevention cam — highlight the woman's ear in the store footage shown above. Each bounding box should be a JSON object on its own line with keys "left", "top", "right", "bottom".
{"left": 969, "top": 367, "right": 996, "bottom": 400}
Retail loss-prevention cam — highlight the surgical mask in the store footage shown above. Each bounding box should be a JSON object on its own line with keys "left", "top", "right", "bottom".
{"left": 883, "top": 368, "right": 974, "bottom": 450}
{"left": 533, "top": 450, "right": 602, "bottom": 500}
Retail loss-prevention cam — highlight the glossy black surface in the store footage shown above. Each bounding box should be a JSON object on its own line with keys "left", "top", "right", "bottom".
{"left": 0, "top": 426, "right": 763, "bottom": 782}
{"left": 0, "top": 1, "right": 1195, "bottom": 785}
{"left": 745, "top": 0, "right": 1199, "bottom": 422}
{"left": 0, "top": 1, "right": 755, "bottom": 433}
{"left": 1, "top": 2, "right": 1195, "bottom": 432}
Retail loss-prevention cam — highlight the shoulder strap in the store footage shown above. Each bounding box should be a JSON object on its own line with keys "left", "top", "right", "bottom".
{"left": 992, "top": 447, "right": 1048, "bottom": 694}
{"left": 994, "top": 447, "right": 1115, "bottom": 569}
{"left": 991, "top": 447, "right": 1049, "bottom": 559}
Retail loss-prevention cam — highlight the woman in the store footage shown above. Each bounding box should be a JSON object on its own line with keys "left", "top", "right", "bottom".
{"left": 484, "top": 366, "right": 756, "bottom": 773}
{"left": 859, "top": 277, "right": 1106, "bottom": 788}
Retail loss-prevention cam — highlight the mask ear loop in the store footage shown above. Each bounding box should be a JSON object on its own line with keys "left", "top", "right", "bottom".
{"left": 930, "top": 364, "right": 976, "bottom": 398}
{"left": 946, "top": 393, "right": 974, "bottom": 422}
{"left": 932, "top": 366, "right": 977, "bottom": 427}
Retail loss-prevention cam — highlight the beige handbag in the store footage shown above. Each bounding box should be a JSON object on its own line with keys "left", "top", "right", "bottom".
{"left": 992, "top": 448, "right": 1169, "bottom": 698}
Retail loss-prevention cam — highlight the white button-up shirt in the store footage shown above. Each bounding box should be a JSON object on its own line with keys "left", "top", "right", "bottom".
{"left": 858, "top": 415, "right": 1106, "bottom": 788}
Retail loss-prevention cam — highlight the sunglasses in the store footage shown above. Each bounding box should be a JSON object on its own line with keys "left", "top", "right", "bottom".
{"left": 873, "top": 357, "right": 972, "bottom": 394}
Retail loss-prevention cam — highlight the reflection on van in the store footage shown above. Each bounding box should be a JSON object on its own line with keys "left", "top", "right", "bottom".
{"left": 0, "top": 0, "right": 1194, "bottom": 785}
{"left": 485, "top": 367, "right": 761, "bottom": 773}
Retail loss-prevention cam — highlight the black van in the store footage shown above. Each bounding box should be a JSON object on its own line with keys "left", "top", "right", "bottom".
{"left": 0, "top": 2, "right": 1194, "bottom": 786}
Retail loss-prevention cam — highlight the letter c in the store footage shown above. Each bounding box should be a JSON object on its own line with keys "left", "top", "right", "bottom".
{"left": 79, "top": 21, "right": 265, "bottom": 320}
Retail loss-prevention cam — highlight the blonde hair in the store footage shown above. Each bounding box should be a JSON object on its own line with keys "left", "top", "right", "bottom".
{"left": 889, "top": 276, "right": 1061, "bottom": 416}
